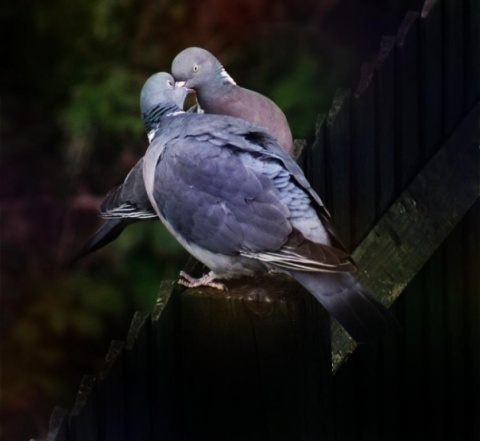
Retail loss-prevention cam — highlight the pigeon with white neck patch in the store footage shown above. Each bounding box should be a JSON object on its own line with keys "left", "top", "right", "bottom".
{"left": 137, "top": 76, "right": 396, "bottom": 343}
{"left": 171, "top": 47, "right": 295, "bottom": 155}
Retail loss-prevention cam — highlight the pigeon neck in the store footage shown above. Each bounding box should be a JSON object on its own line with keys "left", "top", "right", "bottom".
{"left": 143, "top": 103, "right": 184, "bottom": 142}
{"left": 218, "top": 66, "right": 236, "bottom": 86}
{"left": 197, "top": 66, "right": 237, "bottom": 108}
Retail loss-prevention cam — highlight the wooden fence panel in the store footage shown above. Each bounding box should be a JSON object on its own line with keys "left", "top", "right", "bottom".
{"left": 333, "top": 102, "right": 480, "bottom": 367}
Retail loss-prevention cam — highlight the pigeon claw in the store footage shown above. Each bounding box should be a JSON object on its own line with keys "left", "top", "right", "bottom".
{"left": 177, "top": 270, "right": 226, "bottom": 291}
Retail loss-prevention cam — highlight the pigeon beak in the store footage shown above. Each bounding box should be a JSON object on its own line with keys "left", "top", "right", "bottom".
{"left": 175, "top": 81, "right": 195, "bottom": 94}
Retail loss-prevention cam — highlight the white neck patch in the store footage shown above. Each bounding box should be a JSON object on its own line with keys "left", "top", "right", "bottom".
{"left": 147, "top": 129, "right": 156, "bottom": 143}
{"left": 220, "top": 67, "right": 236, "bottom": 85}
{"left": 166, "top": 110, "right": 184, "bottom": 117}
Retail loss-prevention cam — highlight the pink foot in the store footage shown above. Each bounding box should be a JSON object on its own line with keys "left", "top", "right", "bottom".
{"left": 177, "top": 270, "right": 226, "bottom": 291}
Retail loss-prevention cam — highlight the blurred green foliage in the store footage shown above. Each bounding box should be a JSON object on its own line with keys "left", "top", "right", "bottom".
{"left": 62, "top": 66, "right": 144, "bottom": 142}
{"left": 0, "top": 0, "right": 400, "bottom": 438}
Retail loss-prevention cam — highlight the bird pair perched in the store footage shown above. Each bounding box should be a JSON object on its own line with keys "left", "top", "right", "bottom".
{"left": 74, "top": 47, "right": 396, "bottom": 343}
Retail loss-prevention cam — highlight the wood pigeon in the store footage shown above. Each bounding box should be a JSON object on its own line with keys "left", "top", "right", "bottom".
{"left": 171, "top": 47, "right": 295, "bottom": 155}
{"left": 74, "top": 47, "right": 296, "bottom": 261}
{"left": 71, "top": 73, "right": 188, "bottom": 262}
{"left": 137, "top": 78, "right": 396, "bottom": 343}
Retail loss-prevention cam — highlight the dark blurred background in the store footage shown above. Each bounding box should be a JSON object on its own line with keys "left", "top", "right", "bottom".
{"left": 0, "top": 0, "right": 422, "bottom": 439}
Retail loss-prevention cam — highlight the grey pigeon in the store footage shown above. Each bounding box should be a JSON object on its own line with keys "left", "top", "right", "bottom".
{"left": 171, "top": 47, "right": 295, "bottom": 155}
{"left": 71, "top": 73, "right": 188, "bottom": 262}
{"left": 139, "top": 80, "right": 396, "bottom": 343}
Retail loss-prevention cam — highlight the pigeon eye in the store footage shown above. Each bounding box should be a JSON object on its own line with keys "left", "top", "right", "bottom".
{"left": 167, "top": 80, "right": 173, "bottom": 87}
{"left": 193, "top": 64, "right": 199, "bottom": 73}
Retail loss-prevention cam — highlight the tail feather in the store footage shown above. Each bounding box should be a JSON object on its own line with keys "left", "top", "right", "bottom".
{"left": 289, "top": 270, "right": 397, "bottom": 343}
{"left": 69, "top": 218, "right": 138, "bottom": 265}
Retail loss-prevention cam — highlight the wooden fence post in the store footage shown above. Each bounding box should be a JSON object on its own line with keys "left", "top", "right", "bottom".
{"left": 178, "top": 273, "right": 333, "bottom": 440}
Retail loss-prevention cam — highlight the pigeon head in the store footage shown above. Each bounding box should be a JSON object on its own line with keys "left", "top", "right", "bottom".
{"left": 140, "top": 72, "right": 187, "bottom": 115}
{"left": 140, "top": 72, "right": 188, "bottom": 139}
{"left": 171, "top": 47, "right": 236, "bottom": 93}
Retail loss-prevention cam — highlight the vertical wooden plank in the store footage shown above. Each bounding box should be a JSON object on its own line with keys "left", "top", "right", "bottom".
{"left": 351, "top": 62, "right": 376, "bottom": 247}
{"left": 245, "top": 282, "right": 332, "bottom": 440}
{"left": 419, "top": 0, "right": 443, "bottom": 160}
{"left": 326, "top": 88, "right": 352, "bottom": 249}
{"left": 398, "top": 274, "right": 425, "bottom": 440}
{"left": 444, "top": 219, "right": 467, "bottom": 440}
{"left": 302, "top": 290, "right": 333, "bottom": 440}
{"left": 464, "top": 0, "right": 480, "bottom": 109}
{"left": 333, "top": 360, "right": 356, "bottom": 441}
{"left": 125, "top": 312, "right": 152, "bottom": 441}
{"left": 179, "top": 283, "right": 267, "bottom": 440}
{"left": 69, "top": 375, "right": 98, "bottom": 441}
{"left": 395, "top": 12, "right": 421, "bottom": 190}
{"left": 179, "top": 274, "right": 331, "bottom": 440}
{"left": 378, "top": 312, "right": 400, "bottom": 441}
{"left": 354, "top": 343, "right": 381, "bottom": 441}
{"left": 423, "top": 246, "right": 447, "bottom": 441}
{"left": 443, "top": 0, "right": 465, "bottom": 135}
{"left": 46, "top": 407, "right": 69, "bottom": 441}
{"left": 465, "top": 200, "right": 480, "bottom": 440}
{"left": 374, "top": 35, "right": 396, "bottom": 217}
{"left": 97, "top": 341, "right": 126, "bottom": 441}
{"left": 309, "top": 113, "right": 327, "bottom": 202}
{"left": 150, "top": 280, "right": 181, "bottom": 441}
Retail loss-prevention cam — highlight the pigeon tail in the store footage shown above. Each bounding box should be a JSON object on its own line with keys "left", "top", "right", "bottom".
{"left": 69, "top": 218, "right": 138, "bottom": 265}
{"left": 288, "top": 270, "right": 398, "bottom": 343}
